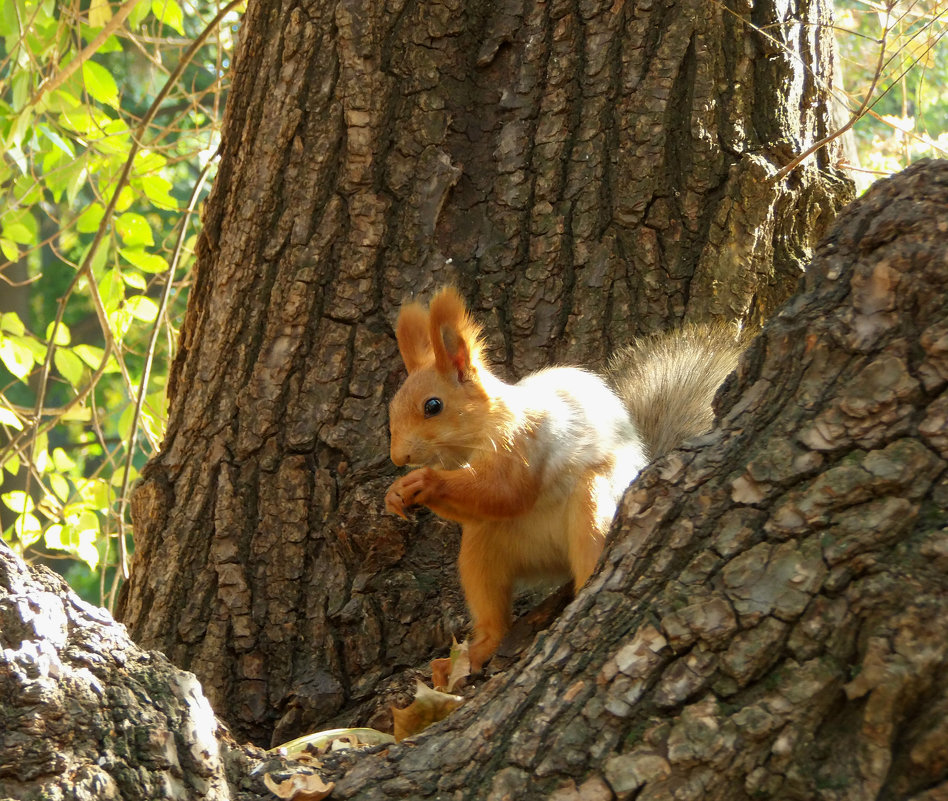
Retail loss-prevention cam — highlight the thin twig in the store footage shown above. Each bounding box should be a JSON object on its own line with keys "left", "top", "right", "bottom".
{"left": 771, "top": 0, "right": 897, "bottom": 182}
{"left": 114, "top": 158, "right": 214, "bottom": 580}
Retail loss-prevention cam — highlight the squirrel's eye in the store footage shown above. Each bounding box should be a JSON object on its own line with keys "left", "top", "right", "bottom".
{"left": 423, "top": 397, "right": 443, "bottom": 418}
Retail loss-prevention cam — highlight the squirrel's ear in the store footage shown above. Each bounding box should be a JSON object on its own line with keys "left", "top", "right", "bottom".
{"left": 428, "top": 287, "right": 481, "bottom": 383}
{"left": 395, "top": 301, "right": 433, "bottom": 373}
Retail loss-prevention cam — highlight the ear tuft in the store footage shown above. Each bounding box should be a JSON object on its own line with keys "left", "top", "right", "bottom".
{"left": 428, "top": 287, "right": 485, "bottom": 382}
{"left": 395, "top": 301, "right": 433, "bottom": 373}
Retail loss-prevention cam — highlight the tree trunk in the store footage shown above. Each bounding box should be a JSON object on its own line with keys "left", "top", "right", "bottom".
{"left": 323, "top": 156, "right": 948, "bottom": 800}
{"left": 5, "top": 160, "right": 946, "bottom": 800}
{"left": 116, "top": 0, "right": 853, "bottom": 746}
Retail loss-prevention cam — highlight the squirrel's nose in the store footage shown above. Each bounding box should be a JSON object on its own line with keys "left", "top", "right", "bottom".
{"left": 390, "top": 445, "right": 409, "bottom": 466}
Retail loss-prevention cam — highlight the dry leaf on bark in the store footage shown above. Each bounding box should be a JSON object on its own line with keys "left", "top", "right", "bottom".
{"left": 272, "top": 727, "right": 395, "bottom": 760}
{"left": 432, "top": 637, "right": 471, "bottom": 691}
{"left": 391, "top": 679, "right": 465, "bottom": 741}
{"left": 263, "top": 771, "right": 334, "bottom": 801}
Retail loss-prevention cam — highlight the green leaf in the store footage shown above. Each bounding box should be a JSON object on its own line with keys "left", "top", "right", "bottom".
{"left": 2, "top": 221, "right": 34, "bottom": 245}
{"left": 11, "top": 71, "right": 31, "bottom": 113}
{"left": 98, "top": 268, "right": 125, "bottom": 314}
{"left": 83, "top": 239, "right": 109, "bottom": 281}
{"left": 120, "top": 247, "right": 169, "bottom": 274}
{"left": 46, "top": 321, "right": 71, "bottom": 346}
{"left": 0, "top": 336, "right": 36, "bottom": 380}
{"left": 81, "top": 60, "right": 120, "bottom": 108}
{"left": 59, "top": 107, "right": 106, "bottom": 136}
{"left": 63, "top": 156, "right": 88, "bottom": 206}
{"left": 1, "top": 312, "right": 26, "bottom": 336}
{"left": 2, "top": 491, "right": 34, "bottom": 514}
{"left": 18, "top": 335, "right": 49, "bottom": 364}
{"left": 126, "top": 294, "right": 159, "bottom": 322}
{"left": 77, "top": 528, "right": 100, "bottom": 569}
{"left": 13, "top": 174, "right": 43, "bottom": 207}
{"left": 122, "top": 270, "right": 147, "bottom": 290}
{"left": 0, "top": 239, "right": 19, "bottom": 262}
{"left": 128, "top": 0, "right": 152, "bottom": 28}
{"left": 95, "top": 33, "right": 124, "bottom": 54}
{"left": 54, "top": 348, "right": 86, "bottom": 388}
{"left": 76, "top": 478, "right": 109, "bottom": 511}
{"left": 139, "top": 402, "right": 166, "bottom": 444}
{"left": 0, "top": 0, "right": 19, "bottom": 36}
{"left": 52, "top": 447, "right": 77, "bottom": 472}
{"left": 151, "top": 0, "right": 185, "bottom": 35}
{"left": 49, "top": 89, "right": 82, "bottom": 112}
{"left": 139, "top": 173, "right": 177, "bottom": 210}
{"left": 75, "top": 203, "right": 105, "bottom": 233}
{"left": 109, "top": 307, "right": 133, "bottom": 340}
{"left": 44, "top": 524, "right": 65, "bottom": 550}
{"left": 3, "top": 209, "right": 38, "bottom": 244}
{"left": 15, "top": 512, "right": 42, "bottom": 547}
{"left": 73, "top": 344, "right": 105, "bottom": 369}
{"left": 88, "top": 0, "right": 112, "bottom": 27}
{"left": 134, "top": 149, "right": 167, "bottom": 174}
{"left": 43, "top": 155, "right": 70, "bottom": 203}
{"left": 49, "top": 474, "right": 71, "bottom": 503}
{"left": 116, "top": 212, "right": 154, "bottom": 246}
{"left": 114, "top": 185, "right": 135, "bottom": 212}
{"left": 118, "top": 403, "right": 136, "bottom": 440}
{"left": 111, "top": 464, "right": 138, "bottom": 487}
{"left": 61, "top": 405, "right": 93, "bottom": 421}
{"left": 38, "top": 123, "right": 76, "bottom": 157}
{"left": 5, "top": 145, "right": 27, "bottom": 176}
{"left": 6, "top": 109, "right": 33, "bottom": 154}
{"left": 0, "top": 407, "right": 23, "bottom": 430}
{"left": 33, "top": 431, "right": 49, "bottom": 473}
{"left": 73, "top": 345, "right": 119, "bottom": 375}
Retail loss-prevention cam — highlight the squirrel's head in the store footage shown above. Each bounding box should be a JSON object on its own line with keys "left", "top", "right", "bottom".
{"left": 388, "top": 287, "right": 493, "bottom": 469}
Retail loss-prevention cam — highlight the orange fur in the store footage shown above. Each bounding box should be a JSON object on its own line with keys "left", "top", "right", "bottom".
{"left": 386, "top": 288, "right": 740, "bottom": 676}
{"left": 395, "top": 302, "right": 433, "bottom": 373}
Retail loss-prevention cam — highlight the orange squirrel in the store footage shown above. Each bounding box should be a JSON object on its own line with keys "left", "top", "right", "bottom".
{"left": 384, "top": 287, "right": 739, "bottom": 679}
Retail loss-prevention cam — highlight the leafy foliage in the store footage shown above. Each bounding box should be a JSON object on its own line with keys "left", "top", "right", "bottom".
{"left": 0, "top": 0, "right": 240, "bottom": 606}
{"left": 835, "top": 0, "right": 948, "bottom": 180}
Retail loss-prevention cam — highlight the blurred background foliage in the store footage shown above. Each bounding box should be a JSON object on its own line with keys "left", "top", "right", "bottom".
{"left": 0, "top": 0, "right": 240, "bottom": 606}
{"left": 835, "top": 0, "right": 948, "bottom": 182}
{"left": 0, "top": 0, "right": 945, "bottom": 609}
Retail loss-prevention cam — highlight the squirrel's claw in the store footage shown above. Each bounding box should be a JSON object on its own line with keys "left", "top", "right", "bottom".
{"left": 386, "top": 468, "right": 435, "bottom": 519}
{"left": 384, "top": 478, "right": 417, "bottom": 520}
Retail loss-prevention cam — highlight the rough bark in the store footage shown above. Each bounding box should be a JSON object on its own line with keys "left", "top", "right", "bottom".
{"left": 0, "top": 541, "right": 284, "bottom": 801}
{"left": 117, "top": 0, "right": 853, "bottom": 746}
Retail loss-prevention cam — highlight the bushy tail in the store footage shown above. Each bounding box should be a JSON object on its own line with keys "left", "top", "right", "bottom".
{"left": 609, "top": 325, "right": 742, "bottom": 461}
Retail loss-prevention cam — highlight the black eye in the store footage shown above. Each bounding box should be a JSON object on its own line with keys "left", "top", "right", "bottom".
{"left": 423, "top": 397, "right": 443, "bottom": 418}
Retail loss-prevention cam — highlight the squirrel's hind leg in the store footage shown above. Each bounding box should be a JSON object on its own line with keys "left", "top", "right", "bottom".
{"left": 566, "top": 469, "right": 613, "bottom": 592}
{"left": 457, "top": 525, "right": 514, "bottom": 673}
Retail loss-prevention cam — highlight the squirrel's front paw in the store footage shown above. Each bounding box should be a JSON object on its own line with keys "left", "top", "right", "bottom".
{"left": 384, "top": 481, "right": 411, "bottom": 519}
{"left": 385, "top": 468, "right": 438, "bottom": 518}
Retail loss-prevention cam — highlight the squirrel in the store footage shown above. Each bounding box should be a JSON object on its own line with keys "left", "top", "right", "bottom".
{"left": 384, "top": 287, "right": 740, "bottom": 682}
